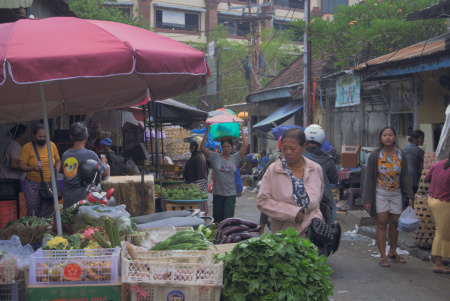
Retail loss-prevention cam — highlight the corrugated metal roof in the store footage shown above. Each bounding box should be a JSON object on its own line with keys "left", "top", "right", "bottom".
{"left": 353, "top": 33, "right": 449, "bottom": 71}
{"left": 407, "top": 0, "right": 450, "bottom": 21}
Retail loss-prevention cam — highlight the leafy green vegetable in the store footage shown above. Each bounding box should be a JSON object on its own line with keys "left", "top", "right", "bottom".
{"left": 215, "top": 227, "right": 334, "bottom": 301}
{"left": 60, "top": 202, "right": 96, "bottom": 226}
{"left": 4, "top": 215, "right": 52, "bottom": 229}
{"left": 150, "top": 230, "right": 212, "bottom": 251}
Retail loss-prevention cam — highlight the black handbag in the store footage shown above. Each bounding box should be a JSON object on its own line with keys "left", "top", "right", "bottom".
{"left": 307, "top": 218, "right": 334, "bottom": 247}
{"left": 32, "top": 142, "right": 62, "bottom": 203}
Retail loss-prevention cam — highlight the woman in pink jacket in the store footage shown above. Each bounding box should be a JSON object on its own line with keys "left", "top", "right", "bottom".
{"left": 257, "top": 127, "right": 324, "bottom": 238}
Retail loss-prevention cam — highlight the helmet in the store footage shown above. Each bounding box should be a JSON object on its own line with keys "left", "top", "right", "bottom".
{"left": 78, "top": 159, "right": 104, "bottom": 187}
{"left": 304, "top": 124, "right": 325, "bottom": 145}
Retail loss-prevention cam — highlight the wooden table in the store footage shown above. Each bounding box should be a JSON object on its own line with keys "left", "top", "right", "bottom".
{"left": 101, "top": 175, "right": 155, "bottom": 216}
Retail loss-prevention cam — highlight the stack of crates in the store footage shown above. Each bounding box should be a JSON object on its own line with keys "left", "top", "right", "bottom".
{"left": 122, "top": 248, "right": 223, "bottom": 301}
{"left": 0, "top": 179, "right": 20, "bottom": 224}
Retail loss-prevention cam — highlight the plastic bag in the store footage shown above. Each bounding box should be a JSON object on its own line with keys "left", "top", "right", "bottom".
{"left": 398, "top": 206, "right": 420, "bottom": 232}
{"left": 0, "top": 235, "right": 35, "bottom": 282}
{"left": 73, "top": 204, "right": 130, "bottom": 232}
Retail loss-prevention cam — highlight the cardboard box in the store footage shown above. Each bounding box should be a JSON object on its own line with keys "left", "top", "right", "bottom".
{"left": 27, "top": 283, "right": 121, "bottom": 301}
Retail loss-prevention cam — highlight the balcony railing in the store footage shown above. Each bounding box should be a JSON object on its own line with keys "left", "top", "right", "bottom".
{"left": 155, "top": 21, "right": 199, "bottom": 32}
{"left": 273, "top": 0, "right": 304, "bottom": 9}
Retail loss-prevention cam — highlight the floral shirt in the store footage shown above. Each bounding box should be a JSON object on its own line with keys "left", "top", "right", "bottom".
{"left": 424, "top": 159, "right": 450, "bottom": 202}
{"left": 281, "top": 158, "right": 310, "bottom": 209}
{"left": 377, "top": 148, "right": 402, "bottom": 191}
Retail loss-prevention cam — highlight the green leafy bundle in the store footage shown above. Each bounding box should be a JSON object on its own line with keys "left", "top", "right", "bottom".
{"left": 215, "top": 227, "right": 333, "bottom": 301}
{"left": 150, "top": 230, "right": 212, "bottom": 251}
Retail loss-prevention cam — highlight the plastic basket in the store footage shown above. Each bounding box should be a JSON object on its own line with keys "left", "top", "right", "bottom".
{"left": 125, "top": 227, "right": 193, "bottom": 247}
{"left": 210, "top": 123, "right": 240, "bottom": 142}
{"left": 128, "top": 283, "right": 221, "bottom": 301}
{"left": 122, "top": 259, "right": 223, "bottom": 286}
{"left": 0, "top": 258, "right": 15, "bottom": 284}
{"left": 29, "top": 247, "right": 120, "bottom": 286}
{"left": 0, "top": 201, "right": 17, "bottom": 228}
{"left": 126, "top": 249, "right": 215, "bottom": 265}
{"left": 0, "top": 179, "right": 20, "bottom": 199}
{"left": 0, "top": 280, "right": 20, "bottom": 301}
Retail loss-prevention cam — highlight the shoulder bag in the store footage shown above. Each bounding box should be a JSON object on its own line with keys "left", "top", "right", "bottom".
{"left": 307, "top": 218, "right": 334, "bottom": 248}
{"left": 32, "top": 142, "right": 63, "bottom": 203}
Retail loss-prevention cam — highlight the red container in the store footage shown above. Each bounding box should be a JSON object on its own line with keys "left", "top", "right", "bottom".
{"left": 0, "top": 201, "right": 17, "bottom": 228}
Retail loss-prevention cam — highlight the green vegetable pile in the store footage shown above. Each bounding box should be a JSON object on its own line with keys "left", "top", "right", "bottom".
{"left": 215, "top": 227, "right": 334, "bottom": 301}
{"left": 156, "top": 184, "right": 208, "bottom": 200}
{"left": 197, "top": 223, "right": 217, "bottom": 243}
{"left": 150, "top": 230, "right": 213, "bottom": 251}
{"left": 60, "top": 202, "right": 95, "bottom": 226}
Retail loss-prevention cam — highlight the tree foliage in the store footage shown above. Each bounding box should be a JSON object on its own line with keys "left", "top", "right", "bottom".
{"left": 290, "top": 0, "right": 446, "bottom": 69}
{"left": 67, "top": 0, "right": 149, "bottom": 29}
{"left": 176, "top": 25, "right": 299, "bottom": 107}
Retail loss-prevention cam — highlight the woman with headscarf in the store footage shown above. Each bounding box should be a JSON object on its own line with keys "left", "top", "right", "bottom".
{"left": 0, "top": 124, "right": 28, "bottom": 179}
{"left": 200, "top": 124, "right": 248, "bottom": 223}
{"left": 183, "top": 136, "right": 209, "bottom": 214}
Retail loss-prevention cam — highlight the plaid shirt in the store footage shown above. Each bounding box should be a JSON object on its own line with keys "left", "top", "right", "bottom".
{"left": 424, "top": 159, "right": 450, "bottom": 202}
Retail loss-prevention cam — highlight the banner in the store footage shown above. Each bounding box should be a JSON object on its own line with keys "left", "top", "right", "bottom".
{"left": 335, "top": 74, "right": 361, "bottom": 107}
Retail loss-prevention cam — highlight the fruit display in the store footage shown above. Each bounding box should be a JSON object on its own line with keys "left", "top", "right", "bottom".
{"left": 155, "top": 184, "right": 208, "bottom": 200}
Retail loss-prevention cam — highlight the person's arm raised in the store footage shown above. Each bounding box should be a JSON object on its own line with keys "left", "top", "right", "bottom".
{"left": 238, "top": 123, "right": 248, "bottom": 158}
{"left": 200, "top": 125, "right": 210, "bottom": 158}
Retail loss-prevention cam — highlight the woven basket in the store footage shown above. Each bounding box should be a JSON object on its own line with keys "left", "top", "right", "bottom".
{"left": 413, "top": 152, "right": 436, "bottom": 249}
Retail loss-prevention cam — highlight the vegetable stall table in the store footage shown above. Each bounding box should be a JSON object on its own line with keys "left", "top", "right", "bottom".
{"left": 101, "top": 175, "right": 155, "bottom": 217}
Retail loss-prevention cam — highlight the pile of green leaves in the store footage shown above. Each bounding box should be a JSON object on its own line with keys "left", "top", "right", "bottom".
{"left": 60, "top": 202, "right": 95, "bottom": 226}
{"left": 215, "top": 227, "right": 333, "bottom": 301}
{"left": 3, "top": 215, "right": 52, "bottom": 229}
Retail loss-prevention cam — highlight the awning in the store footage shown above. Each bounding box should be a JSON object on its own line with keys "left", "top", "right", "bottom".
{"left": 253, "top": 101, "right": 303, "bottom": 133}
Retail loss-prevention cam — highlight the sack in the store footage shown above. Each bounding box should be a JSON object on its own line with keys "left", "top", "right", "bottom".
{"left": 307, "top": 218, "right": 334, "bottom": 247}
{"left": 39, "top": 181, "right": 62, "bottom": 203}
{"left": 398, "top": 206, "right": 420, "bottom": 232}
{"left": 235, "top": 166, "right": 243, "bottom": 194}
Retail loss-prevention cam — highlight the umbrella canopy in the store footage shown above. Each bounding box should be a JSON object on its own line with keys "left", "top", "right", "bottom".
{"left": 238, "top": 111, "right": 248, "bottom": 120}
{"left": 217, "top": 108, "right": 236, "bottom": 115}
{"left": 206, "top": 114, "right": 244, "bottom": 124}
{"left": 0, "top": 17, "right": 209, "bottom": 123}
{"left": 207, "top": 110, "right": 229, "bottom": 118}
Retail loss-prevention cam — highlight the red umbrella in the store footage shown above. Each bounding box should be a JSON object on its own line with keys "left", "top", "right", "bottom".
{"left": 206, "top": 114, "right": 244, "bottom": 124}
{"left": 0, "top": 17, "right": 209, "bottom": 235}
{"left": 0, "top": 17, "right": 209, "bottom": 122}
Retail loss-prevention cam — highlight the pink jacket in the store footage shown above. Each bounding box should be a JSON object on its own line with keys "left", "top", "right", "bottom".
{"left": 256, "top": 156, "right": 324, "bottom": 236}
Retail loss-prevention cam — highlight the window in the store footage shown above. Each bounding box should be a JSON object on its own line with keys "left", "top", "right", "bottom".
{"left": 155, "top": 9, "right": 200, "bottom": 32}
{"left": 273, "top": 0, "right": 305, "bottom": 9}
{"left": 322, "top": 0, "right": 347, "bottom": 14}
{"left": 218, "top": 17, "right": 251, "bottom": 37}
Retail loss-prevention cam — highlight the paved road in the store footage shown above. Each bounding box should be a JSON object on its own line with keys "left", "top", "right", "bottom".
{"left": 207, "top": 189, "right": 449, "bottom": 301}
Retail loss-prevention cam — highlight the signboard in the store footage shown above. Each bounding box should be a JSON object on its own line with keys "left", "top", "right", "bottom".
{"left": 335, "top": 74, "right": 361, "bottom": 107}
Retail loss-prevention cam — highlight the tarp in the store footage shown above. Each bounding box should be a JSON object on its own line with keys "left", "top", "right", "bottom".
{"left": 253, "top": 101, "right": 303, "bottom": 133}
{"left": 436, "top": 104, "right": 450, "bottom": 161}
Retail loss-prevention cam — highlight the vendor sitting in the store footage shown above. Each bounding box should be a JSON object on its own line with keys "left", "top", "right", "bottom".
{"left": 98, "top": 138, "right": 115, "bottom": 163}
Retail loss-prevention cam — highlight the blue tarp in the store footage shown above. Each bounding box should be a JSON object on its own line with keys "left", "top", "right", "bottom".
{"left": 253, "top": 101, "right": 303, "bottom": 133}
{"left": 271, "top": 125, "right": 332, "bottom": 152}
{"left": 192, "top": 128, "right": 221, "bottom": 151}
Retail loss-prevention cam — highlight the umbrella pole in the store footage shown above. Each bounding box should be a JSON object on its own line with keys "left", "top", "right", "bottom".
{"left": 40, "top": 83, "right": 63, "bottom": 236}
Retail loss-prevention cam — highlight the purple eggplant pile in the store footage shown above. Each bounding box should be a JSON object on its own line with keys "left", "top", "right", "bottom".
{"left": 215, "top": 218, "right": 261, "bottom": 244}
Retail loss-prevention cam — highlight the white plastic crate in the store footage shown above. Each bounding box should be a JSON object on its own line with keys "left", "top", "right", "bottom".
{"left": 122, "top": 259, "right": 223, "bottom": 286}
{"left": 29, "top": 247, "right": 120, "bottom": 286}
{"left": 129, "top": 249, "right": 215, "bottom": 264}
{"left": 128, "top": 283, "right": 221, "bottom": 301}
{"left": 125, "top": 227, "right": 193, "bottom": 247}
{"left": 0, "top": 258, "right": 15, "bottom": 283}
{"left": 0, "top": 281, "right": 19, "bottom": 301}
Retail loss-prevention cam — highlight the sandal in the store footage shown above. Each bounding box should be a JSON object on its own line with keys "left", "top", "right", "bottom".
{"left": 379, "top": 259, "right": 390, "bottom": 267}
{"left": 389, "top": 254, "right": 406, "bottom": 263}
{"left": 433, "top": 268, "right": 450, "bottom": 274}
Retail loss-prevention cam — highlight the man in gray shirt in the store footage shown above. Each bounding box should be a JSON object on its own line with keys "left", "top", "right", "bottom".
{"left": 62, "top": 122, "right": 107, "bottom": 208}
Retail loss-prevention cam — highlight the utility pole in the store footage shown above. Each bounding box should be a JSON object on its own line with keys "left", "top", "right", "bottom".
{"left": 228, "top": 1, "right": 272, "bottom": 92}
{"left": 303, "top": 0, "right": 313, "bottom": 127}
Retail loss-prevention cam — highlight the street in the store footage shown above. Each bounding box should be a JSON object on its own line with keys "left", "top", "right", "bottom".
{"left": 208, "top": 189, "right": 450, "bottom": 301}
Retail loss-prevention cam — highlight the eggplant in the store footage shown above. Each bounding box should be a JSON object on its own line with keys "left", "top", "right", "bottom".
{"left": 229, "top": 231, "right": 252, "bottom": 240}
{"left": 218, "top": 235, "right": 227, "bottom": 244}
{"left": 248, "top": 226, "right": 262, "bottom": 232}
{"left": 222, "top": 225, "right": 249, "bottom": 236}
{"left": 224, "top": 236, "right": 233, "bottom": 244}
{"left": 215, "top": 229, "right": 223, "bottom": 243}
{"left": 217, "top": 218, "right": 258, "bottom": 231}
{"left": 232, "top": 236, "right": 242, "bottom": 243}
